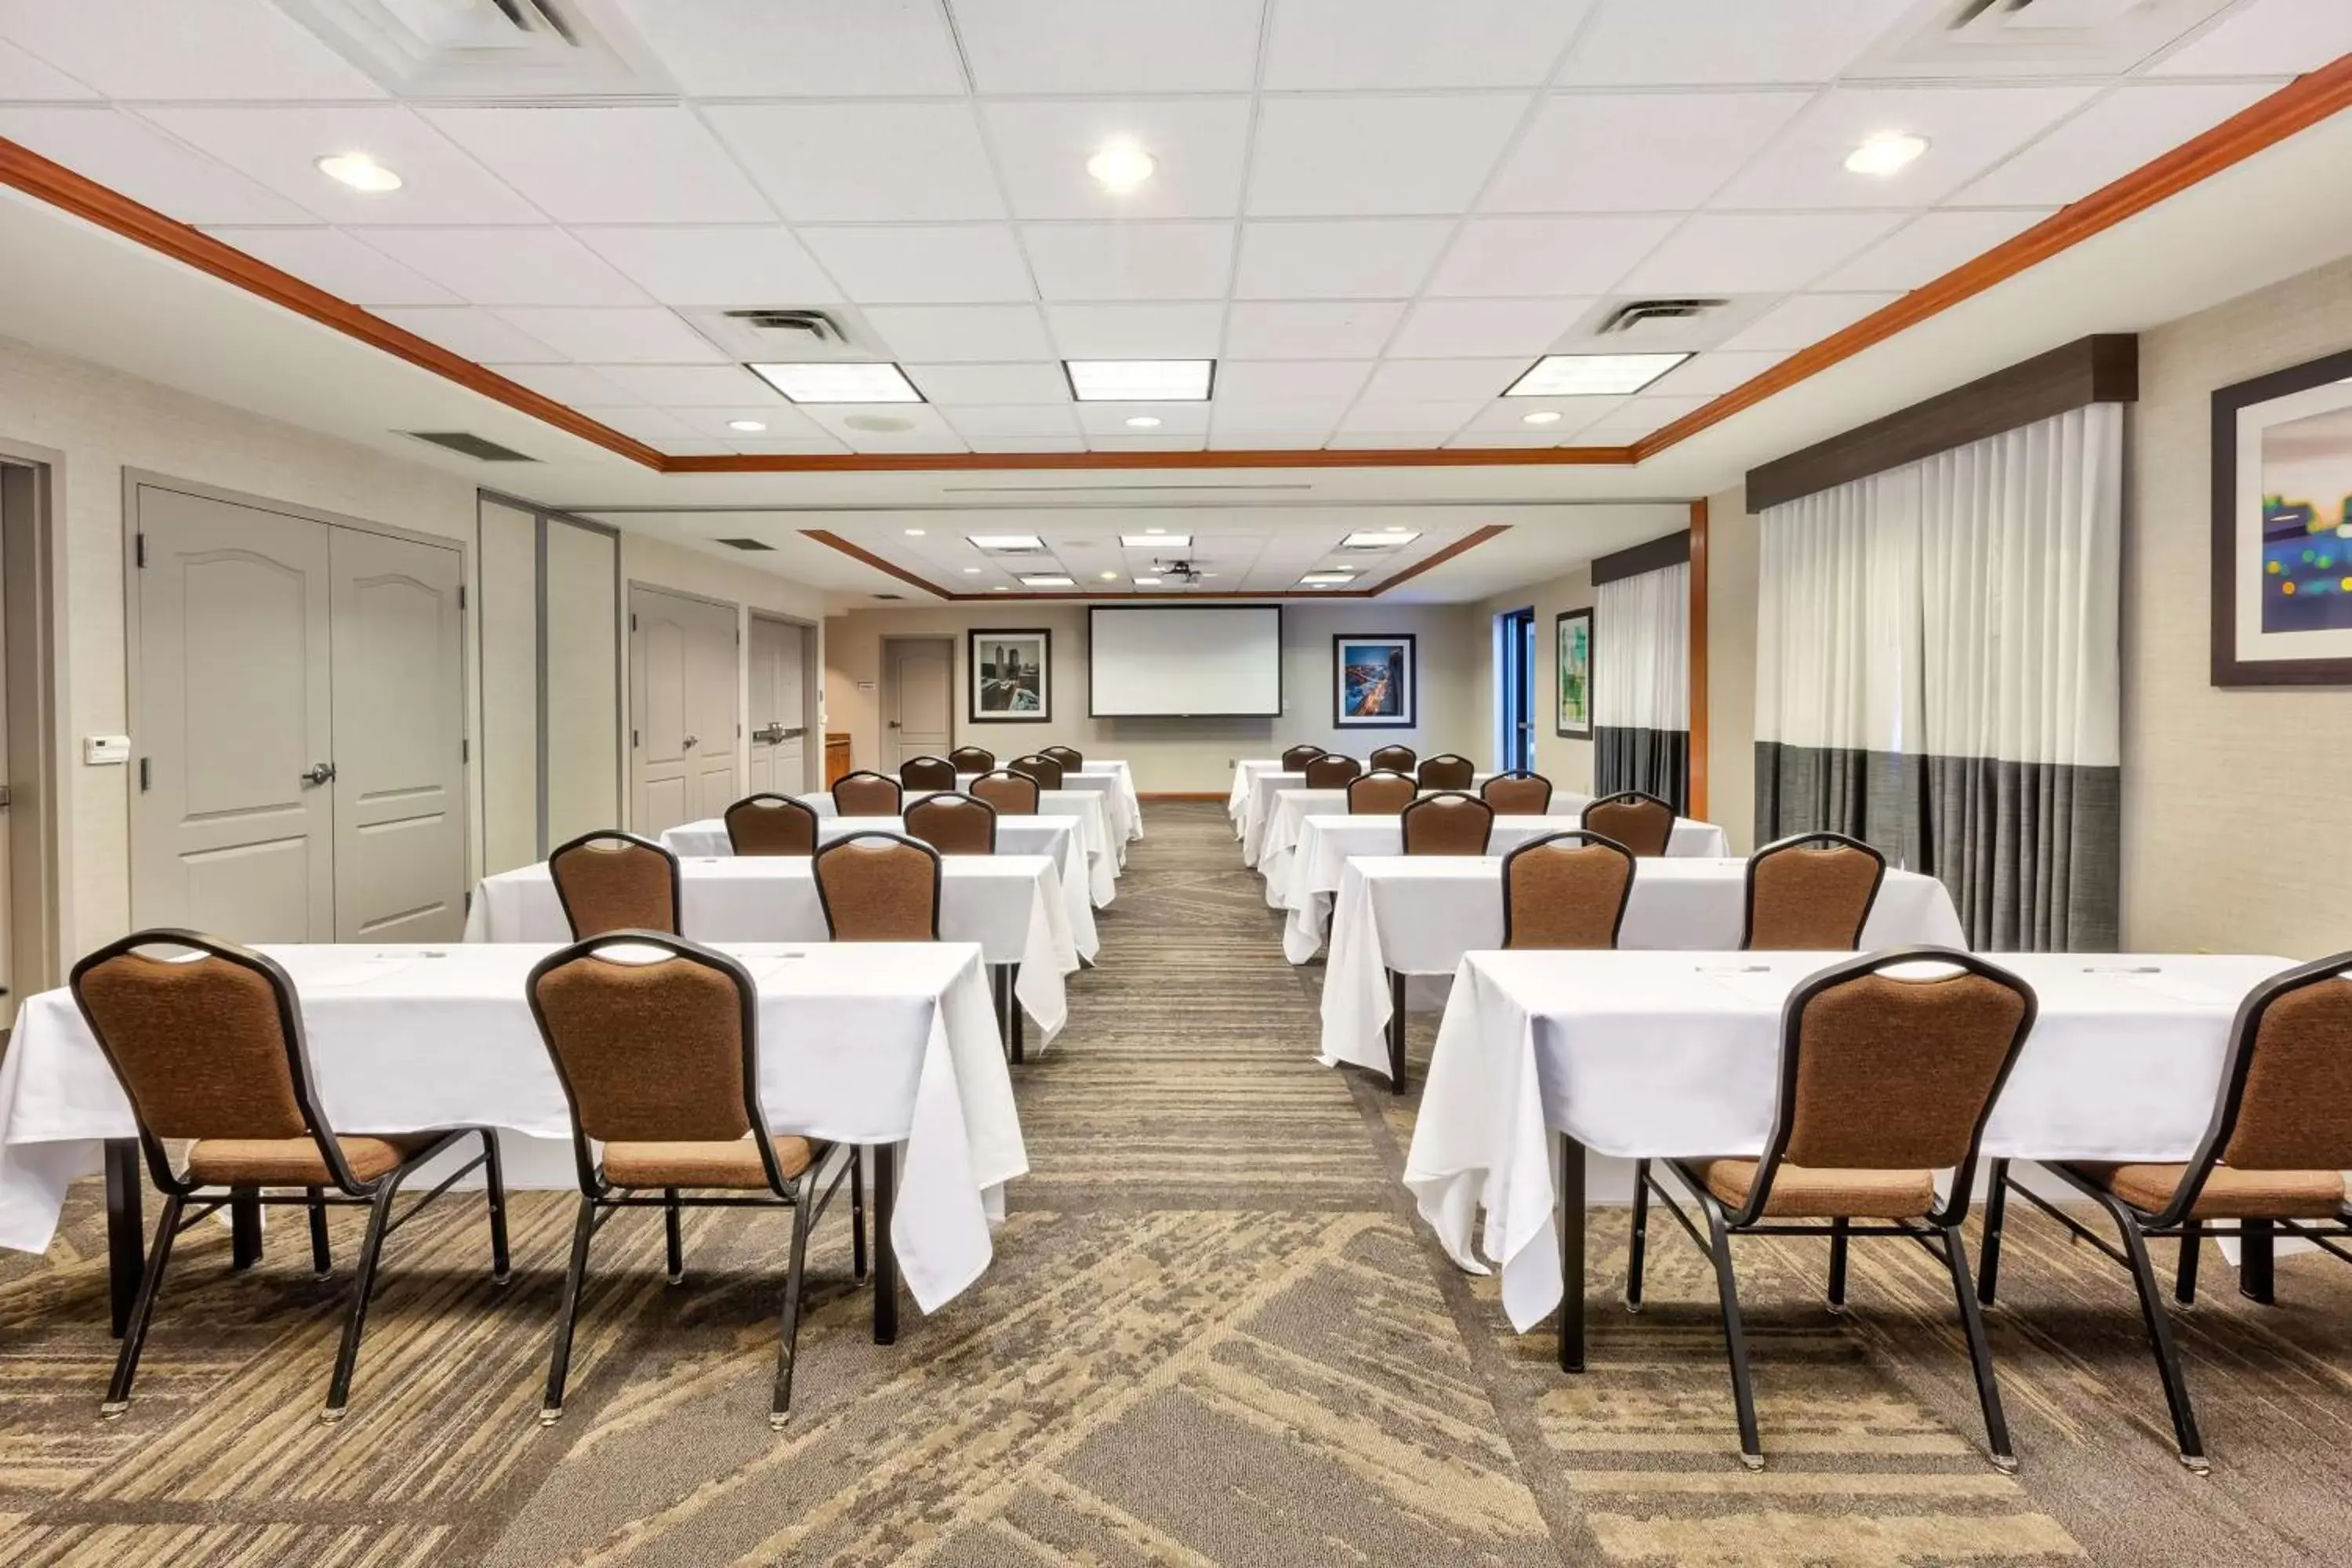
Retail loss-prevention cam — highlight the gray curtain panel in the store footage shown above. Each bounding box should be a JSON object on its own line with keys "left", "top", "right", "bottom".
{"left": 1599, "top": 727, "right": 1690, "bottom": 816}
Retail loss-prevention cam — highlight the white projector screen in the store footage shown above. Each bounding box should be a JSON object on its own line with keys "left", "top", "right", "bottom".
{"left": 1089, "top": 606, "right": 1283, "bottom": 717}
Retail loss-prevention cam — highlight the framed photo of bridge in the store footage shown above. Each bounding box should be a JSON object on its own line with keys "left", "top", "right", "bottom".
{"left": 2213, "top": 344, "right": 2352, "bottom": 685}
{"left": 1332, "top": 633, "right": 1416, "bottom": 730}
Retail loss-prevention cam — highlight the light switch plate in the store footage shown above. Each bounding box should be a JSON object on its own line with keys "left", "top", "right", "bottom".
{"left": 85, "top": 735, "right": 132, "bottom": 765}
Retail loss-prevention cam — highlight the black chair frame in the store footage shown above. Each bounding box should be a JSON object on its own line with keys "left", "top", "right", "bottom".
{"left": 1738, "top": 830, "right": 1888, "bottom": 950}
{"left": 549, "top": 829, "right": 682, "bottom": 938}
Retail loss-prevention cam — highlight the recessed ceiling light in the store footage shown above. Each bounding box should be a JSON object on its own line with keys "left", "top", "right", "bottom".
{"left": 990, "top": 585, "right": 1009, "bottom": 592}
{"left": 315, "top": 152, "right": 401, "bottom": 192}
{"left": 1121, "top": 533, "right": 1190, "bottom": 548}
{"left": 1124, "top": 416, "right": 1163, "bottom": 429}
{"left": 1098, "top": 570, "right": 1119, "bottom": 580}
{"left": 1341, "top": 530, "right": 1421, "bottom": 549}
{"left": 726, "top": 419, "right": 767, "bottom": 433}
{"left": 1020, "top": 574, "right": 1076, "bottom": 587}
{"left": 844, "top": 413, "right": 915, "bottom": 433}
{"left": 967, "top": 534, "right": 1044, "bottom": 551}
{"left": 963, "top": 566, "right": 982, "bottom": 574}
{"left": 1146, "top": 527, "right": 1166, "bottom": 534}
{"left": 1067, "top": 360, "right": 1213, "bottom": 402}
{"left": 903, "top": 528, "right": 925, "bottom": 536}
{"left": 1845, "top": 132, "right": 1929, "bottom": 176}
{"left": 1521, "top": 411, "right": 1563, "bottom": 426}
{"left": 1300, "top": 572, "right": 1356, "bottom": 586}
{"left": 1086, "top": 140, "right": 1156, "bottom": 194}
{"left": 749, "top": 362, "right": 922, "bottom": 404}
{"left": 1132, "top": 575, "right": 1163, "bottom": 586}
{"left": 1505, "top": 354, "right": 1689, "bottom": 397}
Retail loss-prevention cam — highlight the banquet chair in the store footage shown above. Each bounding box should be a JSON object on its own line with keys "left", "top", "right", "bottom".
{"left": 832, "top": 769, "right": 903, "bottom": 816}
{"left": 1628, "top": 949, "right": 2035, "bottom": 1473}
{"left": 968, "top": 768, "right": 1040, "bottom": 815}
{"left": 947, "top": 746, "right": 996, "bottom": 773}
{"left": 549, "top": 830, "right": 681, "bottom": 938}
{"left": 1280, "top": 744, "right": 1327, "bottom": 771}
{"left": 1008, "top": 753, "right": 1064, "bottom": 790}
{"left": 1583, "top": 790, "right": 1675, "bottom": 857}
{"left": 1480, "top": 771, "right": 1553, "bottom": 815}
{"left": 71, "top": 930, "right": 510, "bottom": 1421}
{"left": 526, "top": 932, "right": 862, "bottom": 1428}
{"left": 1500, "top": 831, "right": 1635, "bottom": 950}
{"left": 899, "top": 756, "right": 957, "bottom": 790}
{"left": 1401, "top": 792, "right": 1494, "bottom": 855}
{"left": 1368, "top": 745, "right": 1417, "bottom": 773}
{"left": 1346, "top": 770, "right": 1417, "bottom": 815}
{"left": 1417, "top": 754, "right": 1476, "bottom": 790}
{"left": 724, "top": 793, "right": 821, "bottom": 857}
{"left": 1741, "top": 833, "right": 1886, "bottom": 950}
{"left": 1040, "top": 745, "right": 1084, "bottom": 771}
{"left": 1302, "top": 754, "right": 1362, "bottom": 789}
{"left": 813, "top": 832, "right": 942, "bottom": 941}
{"left": 905, "top": 792, "right": 998, "bottom": 855}
{"left": 1975, "top": 950, "right": 2352, "bottom": 1473}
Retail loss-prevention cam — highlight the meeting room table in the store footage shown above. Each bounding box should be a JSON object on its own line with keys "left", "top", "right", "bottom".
{"left": 1254, "top": 781, "right": 1535, "bottom": 902}
{"left": 1318, "top": 856, "right": 1958, "bottom": 1085}
{"left": 659, "top": 814, "right": 1098, "bottom": 964}
{"left": 799, "top": 788, "right": 1120, "bottom": 902}
{"left": 1400, "top": 948, "right": 2296, "bottom": 1370}
{"left": 0, "top": 941, "right": 1029, "bottom": 1347}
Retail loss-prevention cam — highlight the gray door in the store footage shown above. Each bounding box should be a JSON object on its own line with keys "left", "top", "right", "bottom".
{"left": 329, "top": 527, "right": 466, "bottom": 942}
{"left": 630, "top": 586, "right": 739, "bottom": 835}
{"left": 132, "top": 486, "right": 336, "bottom": 941}
{"left": 747, "top": 615, "right": 807, "bottom": 793}
{"left": 887, "top": 637, "right": 952, "bottom": 769}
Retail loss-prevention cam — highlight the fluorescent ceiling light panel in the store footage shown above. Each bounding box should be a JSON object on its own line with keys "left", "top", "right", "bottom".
{"left": 1131, "top": 575, "right": 1163, "bottom": 586}
{"left": 1340, "top": 530, "right": 1421, "bottom": 548}
{"left": 967, "top": 534, "right": 1044, "bottom": 550}
{"left": 1121, "top": 533, "right": 1191, "bottom": 548}
{"left": 1504, "top": 354, "right": 1688, "bottom": 397}
{"left": 1299, "top": 572, "right": 1357, "bottom": 586}
{"left": 1065, "top": 360, "right": 1213, "bottom": 401}
{"left": 1019, "top": 574, "right": 1076, "bottom": 587}
{"left": 748, "top": 362, "right": 923, "bottom": 403}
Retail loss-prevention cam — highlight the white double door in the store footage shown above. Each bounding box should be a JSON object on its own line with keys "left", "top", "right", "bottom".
{"left": 629, "top": 586, "right": 740, "bottom": 837}
{"left": 131, "top": 485, "right": 467, "bottom": 944}
{"left": 746, "top": 614, "right": 808, "bottom": 795}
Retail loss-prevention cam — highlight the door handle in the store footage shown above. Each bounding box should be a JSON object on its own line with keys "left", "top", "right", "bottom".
{"left": 887, "top": 720, "right": 902, "bottom": 729}
{"left": 683, "top": 735, "right": 698, "bottom": 749}
{"left": 301, "top": 761, "right": 337, "bottom": 786}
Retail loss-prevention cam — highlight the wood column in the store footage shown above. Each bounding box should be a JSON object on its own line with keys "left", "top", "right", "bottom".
{"left": 1688, "top": 497, "right": 1709, "bottom": 823}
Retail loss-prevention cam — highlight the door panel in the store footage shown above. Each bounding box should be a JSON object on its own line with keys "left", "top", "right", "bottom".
{"left": 543, "top": 521, "right": 620, "bottom": 848}
{"left": 887, "top": 639, "right": 951, "bottom": 768}
{"left": 747, "top": 615, "right": 808, "bottom": 793}
{"left": 630, "top": 586, "right": 739, "bottom": 835}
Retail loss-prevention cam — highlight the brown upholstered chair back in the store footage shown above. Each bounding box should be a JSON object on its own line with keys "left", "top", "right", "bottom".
{"left": 1480, "top": 771, "right": 1552, "bottom": 815}
{"left": 527, "top": 938, "right": 756, "bottom": 1148}
{"left": 899, "top": 756, "right": 957, "bottom": 790}
{"left": 724, "top": 793, "right": 820, "bottom": 857}
{"left": 905, "top": 792, "right": 998, "bottom": 855}
{"left": 1346, "top": 770, "right": 1417, "bottom": 815}
{"left": 549, "top": 831, "right": 681, "bottom": 938}
{"left": 1582, "top": 790, "right": 1675, "bottom": 857}
{"left": 1280, "top": 745, "right": 1327, "bottom": 771}
{"left": 1416, "top": 754, "right": 1476, "bottom": 790}
{"left": 1742, "top": 833, "right": 1886, "bottom": 950}
{"left": 1040, "top": 746, "right": 1084, "bottom": 771}
{"left": 2210, "top": 957, "right": 2352, "bottom": 1173}
{"left": 968, "top": 768, "right": 1040, "bottom": 815}
{"left": 1368, "top": 745, "right": 1417, "bottom": 773}
{"left": 1008, "top": 754, "right": 1064, "bottom": 789}
{"left": 813, "top": 833, "right": 942, "bottom": 941}
{"left": 832, "top": 770, "right": 902, "bottom": 816}
{"left": 1501, "top": 831, "right": 1635, "bottom": 949}
{"left": 1400, "top": 792, "right": 1494, "bottom": 855}
{"left": 1302, "top": 754, "right": 1361, "bottom": 789}
{"left": 947, "top": 746, "right": 996, "bottom": 773}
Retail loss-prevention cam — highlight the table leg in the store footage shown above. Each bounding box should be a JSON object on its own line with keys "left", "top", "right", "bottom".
{"left": 2239, "top": 1217, "right": 2275, "bottom": 1305}
{"left": 1558, "top": 1131, "right": 1586, "bottom": 1374}
{"left": 230, "top": 1189, "right": 263, "bottom": 1270}
{"left": 104, "top": 1138, "right": 143, "bottom": 1339}
{"left": 1009, "top": 966, "right": 1025, "bottom": 1065}
{"left": 871, "top": 1142, "right": 900, "bottom": 1345}
{"left": 1385, "top": 968, "right": 1407, "bottom": 1094}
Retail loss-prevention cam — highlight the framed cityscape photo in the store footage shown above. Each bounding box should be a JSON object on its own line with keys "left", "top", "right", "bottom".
{"left": 2213, "top": 344, "right": 2352, "bottom": 685}
{"left": 1556, "top": 608, "right": 1593, "bottom": 738}
{"left": 1332, "top": 633, "right": 1417, "bottom": 729}
{"left": 969, "top": 629, "right": 1051, "bottom": 722}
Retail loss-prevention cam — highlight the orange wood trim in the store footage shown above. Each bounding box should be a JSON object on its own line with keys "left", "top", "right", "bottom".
{"left": 1139, "top": 792, "right": 1225, "bottom": 800}
{"left": 668, "top": 447, "right": 1633, "bottom": 473}
{"left": 800, "top": 529, "right": 953, "bottom": 598}
{"left": 1633, "top": 53, "right": 2352, "bottom": 463}
{"left": 1686, "top": 498, "right": 1710, "bottom": 824}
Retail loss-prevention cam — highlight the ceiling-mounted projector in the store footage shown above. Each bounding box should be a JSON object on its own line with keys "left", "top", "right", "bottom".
{"left": 1153, "top": 557, "right": 1206, "bottom": 585}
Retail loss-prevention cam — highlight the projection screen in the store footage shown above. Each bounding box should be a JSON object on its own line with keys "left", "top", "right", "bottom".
{"left": 1088, "top": 606, "right": 1283, "bottom": 717}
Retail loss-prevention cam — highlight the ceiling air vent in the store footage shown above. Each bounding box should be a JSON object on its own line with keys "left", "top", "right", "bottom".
{"left": 1598, "top": 299, "right": 1727, "bottom": 335}
{"left": 1849, "top": 0, "right": 2234, "bottom": 78}
{"left": 873, "top": 593, "right": 906, "bottom": 601}
{"left": 715, "top": 537, "right": 775, "bottom": 551}
{"left": 403, "top": 430, "right": 535, "bottom": 462}
{"left": 724, "top": 309, "right": 850, "bottom": 347}
{"left": 276, "top": 0, "right": 672, "bottom": 96}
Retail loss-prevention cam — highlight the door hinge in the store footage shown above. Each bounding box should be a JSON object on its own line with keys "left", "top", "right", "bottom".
{"left": 138, "top": 757, "right": 150, "bottom": 792}
{"left": 630, "top": 612, "right": 638, "bottom": 631}
{"left": 457, "top": 583, "right": 467, "bottom": 611}
{"left": 736, "top": 723, "right": 742, "bottom": 737}
{"left": 134, "top": 533, "right": 146, "bottom": 568}
{"left": 632, "top": 728, "right": 640, "bottom": 747}
{"left": 461, "top": 737, "right": 470, "bottom": 763}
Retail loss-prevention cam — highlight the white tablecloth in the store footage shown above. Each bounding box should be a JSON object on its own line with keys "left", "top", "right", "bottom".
{"left": 1403, "top": 949, "right": 2294, "bottom": 1332}
{"left": 1256, "top": 781, "right": 1536, "bottom": 905}
{"left": 1278, "top": 810, "right": 1730, "bottom": 956}
{"left": 800, "top": 789, "right": 1117, "bottom": 902}
{"left": 659, "top": 815, "right": 1098, "bottom": 960}
{"left": 464, "top": 855, "right": 1080, "bottom": 1040}
{"left": 0, "top": 942, "right": 1026, "bottom": 1313}
{"left": 1319, "top": 858, "right": 1966, "bottom": 1076}
{"left": 1229, "top": 760, "right": 1282, "bottom": 832}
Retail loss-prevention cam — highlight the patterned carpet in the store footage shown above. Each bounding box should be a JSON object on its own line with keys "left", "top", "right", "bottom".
{"left": 4, "top": 801, "right": 2352, "bottom": 1563}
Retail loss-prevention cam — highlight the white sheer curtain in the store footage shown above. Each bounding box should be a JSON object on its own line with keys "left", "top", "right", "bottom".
{"left": 1595, "top": 561, "right": 1690, "bottom": 811}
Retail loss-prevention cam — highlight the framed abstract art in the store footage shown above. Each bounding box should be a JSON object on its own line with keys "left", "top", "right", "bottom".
{"left": 1555, "top": 608, "right": 1593, "bottom": 738}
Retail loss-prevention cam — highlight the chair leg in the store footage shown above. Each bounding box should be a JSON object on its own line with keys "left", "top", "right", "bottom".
{"left": 1827, "top": 1217, "right": 1850, "bottom": 1313}
{"left": 103, "top": 1191, "right": 185, "bottom": 1416}
{"left": 2175, "top": 1219, "right": 2201, "bottom": 1307}
{"left": 2100, "top": 1194, "right": 2207, "bottom": 1472}
{"left": 321, "top": 1178, "right": 401, "bottom": 1421}
{"left": 1700, "top": 1198, "right": 1765, "bottom": 1470}
{"left": 1386, "top": 968, "right": 1407, "bottom": 1095}
{"left": 771, "top": 1185, "right": 818, "bottom": 1428}
{"left": 481, "top": 1129, "right": 512, "bottom": 1284}
{"left": 850, "top": 1149, "right": 869, "bottom": 1283}
{"left": 542, "top": 1194, "right": 598, "bottom": 1425}
{"left": 1624, "top": 1159, "right": 1650, "bottom": 1312}
{"left": 307, "top": 1187, "right": 332, "bottom": 1278}
{"left": 1940, "top": 1223, "right": 2016, "bottom": 1472}
{"left": 664, "top": 1189, "right": 684, "bottom": 1285}
{"left": 2238, "top": 1217, "right": 2274, "bottom": 1305}
{"left": 1976, "top": 1159, "right": 2010, "bottom": 1305}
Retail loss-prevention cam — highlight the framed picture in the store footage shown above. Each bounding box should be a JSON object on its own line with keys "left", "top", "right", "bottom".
{"left": 1332, "top": 633, "right": 1416, "bottom": 729}
{"left": 1555, "top": 608, "right": 1593, "bottom": 738}
{"left": 2213, "top": 345, "right": 2352, "bottom": 685}
{"left": 968, "top": 629, "right": 1051, "bottom": 722}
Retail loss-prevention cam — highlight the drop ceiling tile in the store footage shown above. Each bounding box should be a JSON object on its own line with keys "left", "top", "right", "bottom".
{"left": 609, "top": 0, "right": 967, "bottom": 95}
{"left": 728, "top": 435, "right": 855, "bottom": 455}
{"left": 800, "top": 226, "right": 1036, "bottom": 304}
{"left": 951, "top": 0, "right": 1264, "bottom": 93}
{"left": 376, "top": 307, "right": 566, "bottom": 364}
{"left": 1084, "top": 433, "right": 1210, "bottom": 452}
{"left": 1641, "top": 350, "right": 1788, "bottom": 397}
{"left": 1427, "top": 216, "right": 1679, "bottom": 297}
{"left": 0, "top": 108, "right": 316, "bottom": 225}
{"left": 358, "top": 227, "right": 649, "bottom": 307}
{"left": 703, "top": 103, "right": 1005, "bottom": 223}
{"left": 421, "top": 106, "right": 774, "bottom": 225}
{"left": 1557, "top": 0, "right": 1911, "bottom": 85}
{"left": 1711, "top": 85, "right": 2098, "bottom": 211}
{"left": 140, "top": 104, "right": 542, "bottom": 225}
{"left": 1583, "top": 392, "right": 1712, "bottom": 436}
{"left": 1447, "top": 429, "right": 1565, "bottom": 448}
{"left": 1210, "top": 404, "right": 1349, "bottom": 432}
{"left": 981, "top": 99, "right": 1252, "bottom": 220}
{"left": 1621, "top": 212, "right": 1905, "bottom": 293}
{"left": 1814, "top": 209, "right": 2049, "bottom": 291}
{"left": 1484, "top": 92, "right": 1812, "bottom": 212}
{"left": 939, "top": 405, "right": 1084, "bottom": 437}
{"left": 1263, "top": 0, "right": 1592, "bottom": 89}
{"left": 588, "top": 365, "right": 788, "bottom": 406}
{"left": 665, "top": 405, "right": 830, "bottom": 440}
{"left": 1458, "top": 394, "right": 1624, "bottom": 433}
{"left": 862, "top": 306, "right": 1053, "bottom": 364}
{"left": 1361, "top": 358, "right": 1526, "bottom": 402}
{"left": 572, "top": 227, "right": 842, "bottom": 307}
{"left": 1213, "top": 360, "right": 1375, "bottom": 405}
{"left": 1958, "top": 83, "right": 2278, "bottom": 208}
{"left": 576, "top": 407, "right": 699, "bottom": 442}
{"left": 1337, "top": 400, "right": 1485, "bottom": 434}
{"left": 1388, "top": 298, "right": 1593, "bottom": 359}
{"left": 1246, "top": 95, "right": 1527, "bottom": 217}
{"left": 2151, "top": 0, "right": 2352, "bottom": 75}
{"left": 1209, "top": 430, "right": 1331, "bottom": 449}
{"left": 1044, "top": 301, "right": 1224, "bottom": 358}
{"left": 204, "top": 227, "right": 460, "bottom": 305}
{"left": 659, "top": 441, "right": 739, "bottom": 457}
{"left": 906, "top": 364, "right": 1069, "bottom": 408}
{"left": 1222, "top": 300, "right": 1409, "bottom": 358}
{"left": 797, "top": 402, "right": 968, "bottom": 452}
{"left": 1718, "top": 291, "right": 1900, "bottom": 352}
{"left": 1076, "top": 401, "right": 1211, "bottom": 436}
{"left": 482, "top": 364, "right": 649, "bottom": 407}
{"left": 1234, "top": 220, "right": 1456, "bottom": 299}
{"left": 966, "top": 436, "right": 1091, "bottom": 454}
{"left": 1022, "top": 222, "right": 1234, "bottom": 301}
{"left": 0, "top": 36, "right": 95, "bottom": 97}
{"left": 0, "top": 0, "right": 389, "bottom": 98}
{"left": 491, "top": 310, "right": 730, "bottom": 364}
{"left": 1327, "top": 431, "right": 1454, "bottom": 448}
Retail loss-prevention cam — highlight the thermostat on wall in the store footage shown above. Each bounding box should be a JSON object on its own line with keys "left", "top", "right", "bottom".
{"left": 85, "top": 735, "right": 131, "bottom": 766}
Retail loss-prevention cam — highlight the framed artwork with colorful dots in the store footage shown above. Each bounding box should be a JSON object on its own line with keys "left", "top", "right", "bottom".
{"left": 2212, "top": 346, "right": 2352, "bottom": 686}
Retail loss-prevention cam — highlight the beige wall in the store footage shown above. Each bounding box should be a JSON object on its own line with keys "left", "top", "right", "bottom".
{"left": 1703, "top": 485, "right": 1759, "bottom": 852}
{"left": 825, "top": 600, "right": 1484, "bottom": 792}
{"left": 1468, "top": 568, "right": 1598, "bottom": 795}
{"left": 2122, "top": 255, "right": 2352, "bottom": 956}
